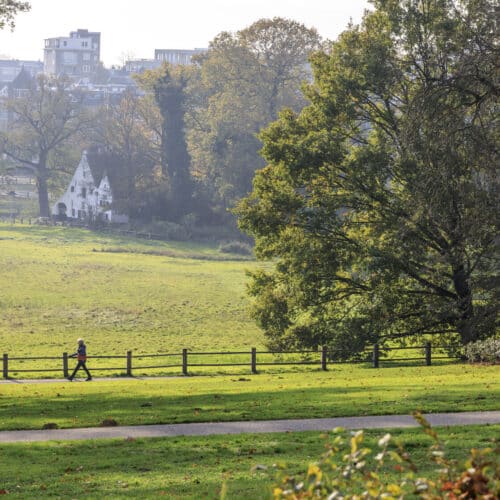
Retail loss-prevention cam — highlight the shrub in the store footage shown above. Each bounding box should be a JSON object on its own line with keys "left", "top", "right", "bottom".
{"left": 464, "top": 338, "right": 500, "bottom": 364}
{"left": 267, "top": 413, "right": 498, "bottom": 499}
{"left": 219, "top": 241, "right": 253, "bottom": 256}
{"left": 42, "top": 422, "right": 59, "bottom": 430}
{"left": 100, "top": 418, "right": 118, "bottom": 427}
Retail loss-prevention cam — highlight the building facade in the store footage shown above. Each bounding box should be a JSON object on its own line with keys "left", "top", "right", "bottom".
{"left": 52, "top": 151, "right": 128, "bottom": 224}
{"left": 0, "top": 64, "right": 37, "bottom": 131}
{"left": 125, "top": 58, "right": 161, "bottom": 74}
{"left": 154, "top": 48, "right": 206, "bottom": 66}
{"left": 44, "top": 29, "right": 101, "bottom": 78}
{"left": 0, "top": 59, "right": 43, "bottom": 81}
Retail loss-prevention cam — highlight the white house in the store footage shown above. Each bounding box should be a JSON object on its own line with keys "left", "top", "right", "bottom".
{"left": 52, "top": 150, "right": 128, "bottom": 223}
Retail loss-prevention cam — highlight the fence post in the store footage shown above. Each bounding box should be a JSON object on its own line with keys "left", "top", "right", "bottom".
{"left": 182, "top": 348, "right": 188, "bottom": 375}
{"left": 321, "top": 345, "right": 328, "bottom": 371}
{"left": 127, "top": 350, "right": 132, "bottom": 376}
{"left": 2, "top": 353, "right": 7, "bottom": 379}
{"left": 251, "top": 347, "right": 257, "bottom": 374}
{"left": 425, "top": 342, "right": 432, "bottom": 366}
{"left": 373, "top": 344, "right": 379, "bottom": 368}
{"left": 63, "top": 352, "right": 69, "bottom": 378}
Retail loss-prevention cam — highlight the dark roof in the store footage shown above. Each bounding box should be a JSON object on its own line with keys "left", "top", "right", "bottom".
{"left": 11, "top": 67, "right": 34, "bottom": 89}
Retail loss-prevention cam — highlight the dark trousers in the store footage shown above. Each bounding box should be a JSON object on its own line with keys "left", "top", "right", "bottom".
{"left": 70, "top": 360, "right": 91, "bottom": 379}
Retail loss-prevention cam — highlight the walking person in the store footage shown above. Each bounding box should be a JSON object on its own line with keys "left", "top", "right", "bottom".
{"left": 68, "top": 338, "right": 92, "bottom": 381}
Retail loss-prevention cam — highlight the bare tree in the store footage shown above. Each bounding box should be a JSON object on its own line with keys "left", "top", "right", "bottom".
{"left": 0, "top": 75, "right": 92, "bottom": 217}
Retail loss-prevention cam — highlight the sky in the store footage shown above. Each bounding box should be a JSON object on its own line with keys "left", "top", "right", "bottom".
{"left": 0, "top": 0, "right": 370, "bottom": 66}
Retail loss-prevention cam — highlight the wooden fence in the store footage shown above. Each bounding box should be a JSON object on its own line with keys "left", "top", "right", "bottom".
{"left": 2, "top": 343, "right": 461, "bottom": 379}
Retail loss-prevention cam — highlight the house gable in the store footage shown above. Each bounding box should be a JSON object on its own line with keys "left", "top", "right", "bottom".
{"left": 51, "top": 150, "right": 128, "bottom": 223}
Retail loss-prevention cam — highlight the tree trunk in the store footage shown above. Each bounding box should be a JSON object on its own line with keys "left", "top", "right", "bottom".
{"left": 36, "top": 154, "right": 50, "bottom": 218}
{"left": 453, "top": 264, "right": 478, "bottom": 344}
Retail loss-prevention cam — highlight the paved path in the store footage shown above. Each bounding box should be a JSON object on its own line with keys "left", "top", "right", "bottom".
{"left": 0, "top": 377, "right": 181, "bottom": 384}
{"left": 0, "top": 411, "right": 498, "bottom": 443}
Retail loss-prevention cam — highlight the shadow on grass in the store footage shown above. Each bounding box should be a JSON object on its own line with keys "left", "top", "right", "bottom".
{"left": 0, "top": 426, "right": 498, "bottom": 498}
{"left": 0, "top": 380, "right": 497, "bottom": 431}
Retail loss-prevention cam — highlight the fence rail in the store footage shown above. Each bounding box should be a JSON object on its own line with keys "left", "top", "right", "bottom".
{"left": 1, "top": 343, "right": 462, "bottom": 379}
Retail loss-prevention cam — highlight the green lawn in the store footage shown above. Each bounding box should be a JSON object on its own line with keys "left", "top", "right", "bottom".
{"left": 0, "top": 224, "right": 498, "bottom": 498}
{"left": 0, "top": 425, "right": 497, "bottom": 498}
{"left": 0, "top": 223, "right": 465, "bottom": 379}
{"left": 0, "top": 365, "right": 498, "bottom": 431}
{"left": 0, "top": 223, "right": 264, "bottom": 370}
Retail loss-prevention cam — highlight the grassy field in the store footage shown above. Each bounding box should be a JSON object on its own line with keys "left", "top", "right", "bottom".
{"left": 0, "top": 425, "right": 497, "bottom": 498}
{"left": 0, "top": 223, "right": 264, "bottom": 369}
{"left": 0, "top": 223, "right": 464, "bottom": 379}
{"left": 0, "top": 365, "right": 498, "bottom": 431}
{"left": 0, "top": 223, "right": 498, "bottom": 498}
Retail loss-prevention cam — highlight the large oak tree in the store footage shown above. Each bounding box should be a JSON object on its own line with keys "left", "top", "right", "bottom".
{"left": 237, "top": 0, "right": 498, "bottom": 355}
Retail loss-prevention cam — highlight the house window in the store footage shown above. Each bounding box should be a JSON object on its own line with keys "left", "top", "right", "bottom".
{"left": 72, "top": 209, "right": 75, "bottom": 217}
{"left": 81, "top": 187, "right": 87, "bottom": 198}
{"left": 82, "top": 65, "right": 91, "bottom": 73}
{"left": 70, "top": 185, "right": 75, "bottom": 192}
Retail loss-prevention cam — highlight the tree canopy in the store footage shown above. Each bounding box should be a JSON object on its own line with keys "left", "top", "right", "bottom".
{"left": 237, "top": 0, "right": 499, "bottom": 356}
{"left": 189, "top": 18, "right": 321, "bottom": 209}
{"left": 0, "top": 0, "right": 29, "bottom": 30}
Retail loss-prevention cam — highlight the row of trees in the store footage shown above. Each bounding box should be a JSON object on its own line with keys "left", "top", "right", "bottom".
{"left": 2, "top": 1, "right": 497, "bottom": 351}
{"left": 0, "top": 17, "right": 321, "bottom": 225}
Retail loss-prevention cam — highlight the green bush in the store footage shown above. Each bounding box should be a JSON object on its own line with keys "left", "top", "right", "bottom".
{"left": 464, "top": 338, "right": 500, "bottom": 364}
{"left": 219, "top": 241, "right": 253, "bottom": 256}
{"left": 266, "top": 413, "right": 498, "bottom": 499}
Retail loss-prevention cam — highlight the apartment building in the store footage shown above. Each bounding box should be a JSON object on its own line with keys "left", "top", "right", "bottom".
{"left": 44, "top": 29, "right": 101, "bottom": 78}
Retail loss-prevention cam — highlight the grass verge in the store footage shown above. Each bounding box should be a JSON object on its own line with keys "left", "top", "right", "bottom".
{"left": 0, "top": 425, "right": 497, "bottom": 498}
{"left": 0, "top": 365, "right": 498, "bottom": 431}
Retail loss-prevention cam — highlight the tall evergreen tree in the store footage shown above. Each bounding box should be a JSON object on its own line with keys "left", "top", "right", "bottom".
{"left": 136, "top": 65, "right": 194, "bottom": 219}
